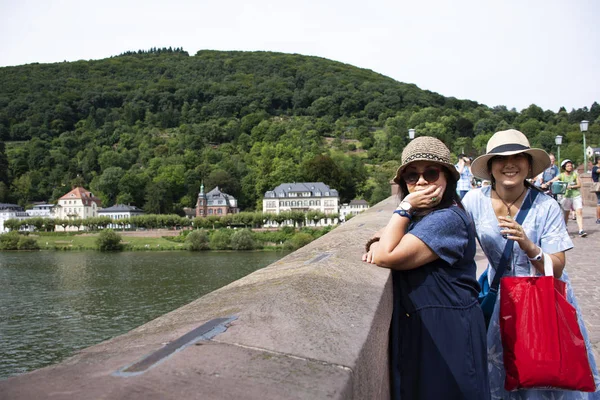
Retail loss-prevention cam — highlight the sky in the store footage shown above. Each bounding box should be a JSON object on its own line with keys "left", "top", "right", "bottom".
{"left": 1, "top": 0, "right": 599, "bottom": 112}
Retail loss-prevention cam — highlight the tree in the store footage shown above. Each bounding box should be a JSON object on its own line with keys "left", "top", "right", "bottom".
{"left": 230, "top": 229, "right": 255, "bottom": 250}
{"left": 454, "top": 117, "right": 474, "bottom": 138}
{"left": 96, "top": 229, "right": 123, "bottom": 251}
{"left": 0, "top": 142, "right": 8, "bottom": 186}
{"left": 210, "top": 230, "right": 231, "bottom": 250}
{"left": 92, "top": 166, "right": 124, "bottom": 206}
{"left": 185, "top": 230, "right": 210, "bottom": 251}
{"left": 12, "top": 172, "right": 33, "bottom": 206}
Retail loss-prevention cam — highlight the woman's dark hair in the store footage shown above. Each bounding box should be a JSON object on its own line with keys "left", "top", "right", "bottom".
{"left": 397, "top": 165, "right": 464, "bottom": 219}
{"left": 487, "top": 153, "right": 543, "bottom": 193}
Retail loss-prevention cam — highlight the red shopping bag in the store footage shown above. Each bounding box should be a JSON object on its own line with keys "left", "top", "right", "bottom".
{"left": 500, "top": 274, "right": 595, "bottom": 391}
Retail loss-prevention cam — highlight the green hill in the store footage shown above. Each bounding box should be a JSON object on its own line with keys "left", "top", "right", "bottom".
{"left": 0, "top": 48, "right": 598, "bottom": 211}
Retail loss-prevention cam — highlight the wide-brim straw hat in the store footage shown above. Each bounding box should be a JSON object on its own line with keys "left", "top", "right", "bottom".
{"left": 471, "top": 129, "right": 550, "bottom": 180}
{"left": 393, "top": 136, "right": 460, "bottom": 184}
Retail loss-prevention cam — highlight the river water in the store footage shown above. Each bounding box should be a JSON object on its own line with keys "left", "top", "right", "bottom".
{"left": 0, "top": 250, "right": 288, "bottom": 380}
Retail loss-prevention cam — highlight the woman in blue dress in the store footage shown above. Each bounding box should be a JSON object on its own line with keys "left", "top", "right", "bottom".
{"left": 463, "top": 129, "right": 600, "bottom": 399}
{"left": 363, "top": 136, "right": 490, "bottom": 399}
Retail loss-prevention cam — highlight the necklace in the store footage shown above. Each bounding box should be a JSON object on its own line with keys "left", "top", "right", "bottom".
{"left": 494, "top": 187, "right": 527, "bottom": 218}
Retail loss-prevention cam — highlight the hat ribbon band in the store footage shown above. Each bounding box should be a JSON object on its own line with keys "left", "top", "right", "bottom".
{"left": 488, "top": 143, "right": 530, "bottom": 154}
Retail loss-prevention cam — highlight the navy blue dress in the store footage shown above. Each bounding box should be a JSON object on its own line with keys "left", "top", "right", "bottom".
{"left": 389, "top": 206, "right": 490, "bottom": 400}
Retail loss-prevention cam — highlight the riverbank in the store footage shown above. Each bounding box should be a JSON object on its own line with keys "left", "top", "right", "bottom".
{"left": 20, "top": 226, "right": 331, "bottom": 251}
{"left": 36, "top": 233, "right": 186, "bottom": 251}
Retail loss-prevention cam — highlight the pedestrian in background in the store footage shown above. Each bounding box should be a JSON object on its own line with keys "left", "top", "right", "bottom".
{"left": 455, "top": 153, "right": 474, "bottom": 199}
{"left": 592, "top": 155, "right": 600, "bottom": 224}
{"left": 547, "top": 159, "right": 587, "bottom": 237}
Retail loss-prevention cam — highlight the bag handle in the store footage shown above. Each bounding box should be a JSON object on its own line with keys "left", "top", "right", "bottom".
{"left": 489, "top": 189, "right": 540, "bottom": 293}
{"left": 543, "top": 252, "right": 553, "bottom": 277}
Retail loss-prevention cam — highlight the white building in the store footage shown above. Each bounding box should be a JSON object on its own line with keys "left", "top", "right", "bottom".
{"left": 27, "top": 203, "right": 54, "bottom": 217}
{"left": 53, "top": 187, "right": 102, "bottom": 231}
{"left": 0, "top": 203, "right": 30, "bottom": 233}
{"left": 98, "top": 204, "right": 145, "bottom": 229}
{"left": 339, "top": 199, "right": 370, "bottom": 221}
{"left": 262, "top": 182, "right": 340, "bottom": 226}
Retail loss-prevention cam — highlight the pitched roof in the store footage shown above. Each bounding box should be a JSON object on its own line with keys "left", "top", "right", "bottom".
{"left": 264, "top": 182, "right": 338, "bottom": 198}
{"left": 0, "top": 203, "right": 24, "bottom": 211}
{"left": 58, "top": 187, "right": 102, "bottom": 207}
{"left": 205, "top": 186, "right": 237, "bottom": 206}
{"left": 349, "top": 199, "right": 369, "bottom": 205}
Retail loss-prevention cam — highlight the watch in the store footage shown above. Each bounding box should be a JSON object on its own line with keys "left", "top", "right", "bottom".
{"left": 399, "top": 200, "right": 413, "bottom": 212}
{"left": 393, "top": 209, "right": 412, "bottom": 220}
{"left": 528, "top": 247, "right": 543, "bottom": 261}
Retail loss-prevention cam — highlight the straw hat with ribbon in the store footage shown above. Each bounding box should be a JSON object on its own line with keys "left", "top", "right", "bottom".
{"left": 470, "top": 129, "right": 550, "bottom": 180}
{"left": 393, "top": 136, "right": 460, "bottom": 184}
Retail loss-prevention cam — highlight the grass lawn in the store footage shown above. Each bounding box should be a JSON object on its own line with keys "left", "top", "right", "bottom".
{"left": 34, "top": 234, "right": 186, "bottom": 251}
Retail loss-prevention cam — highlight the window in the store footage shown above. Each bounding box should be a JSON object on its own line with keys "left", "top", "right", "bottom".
{"left": 218, "top": 209, "right": 222, "bottom": 214}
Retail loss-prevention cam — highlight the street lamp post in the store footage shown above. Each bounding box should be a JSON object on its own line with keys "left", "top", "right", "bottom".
{"left": 555, "top": 135, "right": 563, "bottom": 167}
{"left": 580, "top": 120, "right": 589, "bottom": 172}
{"left": 408, "top": 129, "right": 415, "bottom": 140}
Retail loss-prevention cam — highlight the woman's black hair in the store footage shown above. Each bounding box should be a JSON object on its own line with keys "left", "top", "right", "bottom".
{"left": 486, "top": 153, "right": 543, "bottom": 193}
{"left": 397, "top": 165, "right": 464, "bottom": 219}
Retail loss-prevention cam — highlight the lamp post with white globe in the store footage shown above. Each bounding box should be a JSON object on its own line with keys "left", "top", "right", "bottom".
{"left": 555, "top": 135, "right": 563, "bottom": 167}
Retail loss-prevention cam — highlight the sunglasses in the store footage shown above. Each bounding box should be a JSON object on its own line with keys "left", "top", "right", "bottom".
{"left": 401, "top": 167, "right": 441, "bottom": 185}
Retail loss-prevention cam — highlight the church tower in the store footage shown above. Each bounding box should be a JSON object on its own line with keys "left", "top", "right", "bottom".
{"left": 195, "top": 181, "right": 207, "bottom": 217}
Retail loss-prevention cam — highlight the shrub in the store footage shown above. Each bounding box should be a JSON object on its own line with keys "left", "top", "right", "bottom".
{"left": 96, "top": 229, "right": 123, "bottom": 251}
{"left": 210, "top": 230, "right": 232, "bottom": 250}
{"left": 17, "top": 236, "right": 40, "bottom": 250}
{"left": 230, "top": 229, "right": 255, "bottom": 250}
{"left": 284, "top": 232, "right": 314, "bottom": 250}
{"left": 185, "top": 230, "right": 210, "bottom": 251}
{"left": 0, "top": 231, "right": 21, "bottom": 250}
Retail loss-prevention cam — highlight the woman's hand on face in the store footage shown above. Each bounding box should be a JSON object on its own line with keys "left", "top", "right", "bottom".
{"left": 404, "top": 185, "right": 444, "bottom": 209}
{"left": 498, "top": 216, "right": 533, "bottom": 249}
{"left": 362, "top": 242, "right": 379, "bottom": 264}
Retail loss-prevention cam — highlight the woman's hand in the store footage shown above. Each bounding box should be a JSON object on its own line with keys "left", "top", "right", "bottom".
{"left": 362, "top": 242, "right": 379, "bottom": 264}
{"left": 497, "top": 216, "right": 536, "bottom": 253}
{"left": 404, "top": 185, "right": 444, "bottom": 209}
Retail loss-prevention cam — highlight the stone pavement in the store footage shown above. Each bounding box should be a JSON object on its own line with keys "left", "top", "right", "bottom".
{"left": 475, "top": 205, "right": 600, "bottom": 362}
{"left": 562, "top": 205, "right": 600, "bottom": 362}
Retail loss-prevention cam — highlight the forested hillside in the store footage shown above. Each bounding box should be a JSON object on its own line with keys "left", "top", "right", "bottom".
{"left": 0, "top": 48, "right": 598, "bottom": 212}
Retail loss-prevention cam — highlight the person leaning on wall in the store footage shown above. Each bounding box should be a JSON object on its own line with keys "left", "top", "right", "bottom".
{"left": 362, "top": 136, "right": 490, "bottom": 400}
